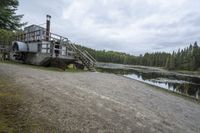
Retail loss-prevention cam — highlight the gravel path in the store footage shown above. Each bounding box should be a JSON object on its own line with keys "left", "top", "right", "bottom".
{"left": 0, "top": 63, "right": 200, "bottom": 133}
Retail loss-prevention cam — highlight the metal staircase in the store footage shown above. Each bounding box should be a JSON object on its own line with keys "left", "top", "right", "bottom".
{"left": 69, "top": 43, "right": 96, "bottom": 71}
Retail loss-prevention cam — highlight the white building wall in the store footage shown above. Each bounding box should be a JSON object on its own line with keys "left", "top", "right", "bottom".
{"left": 28, "top": 42, "right": 38, "bottom": 52}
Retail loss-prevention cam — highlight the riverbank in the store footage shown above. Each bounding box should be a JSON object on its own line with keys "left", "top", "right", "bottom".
{"left": 97, "top": 64, "right": 200, "bottom": 100}
{"left": 97, "top": 62, "right": 200, "bottom": 78}
{"left": 0, "top": 62, "right": 200, "bottom": 132}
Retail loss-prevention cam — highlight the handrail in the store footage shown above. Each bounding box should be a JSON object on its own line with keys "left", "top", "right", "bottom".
{"left": 67, "top": 43, "right": 96, "bottom": 66}
{"left": 83, "top": 50, "right": 96, "bottom": 62}
{"left": 15, "top": 29, "right": 69, "bottom": 43}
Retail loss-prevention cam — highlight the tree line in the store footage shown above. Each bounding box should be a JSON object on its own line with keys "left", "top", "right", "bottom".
{"left": 77, "top": 42, "right": 200, "bottom": 71}
{"left": 165, "top": 42, "right": 200, "bottom": 71}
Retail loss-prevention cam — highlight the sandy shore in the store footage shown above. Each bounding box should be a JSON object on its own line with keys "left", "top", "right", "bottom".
{"left": 0, "top": 63, "right": 200, "bottom": 133}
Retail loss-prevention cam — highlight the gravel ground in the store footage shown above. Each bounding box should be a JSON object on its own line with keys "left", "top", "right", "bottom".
{"left": 0, "top": 63, "right": 200, "bottom": 133}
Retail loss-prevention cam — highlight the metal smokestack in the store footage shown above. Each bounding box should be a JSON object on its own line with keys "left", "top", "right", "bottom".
{"left": 46, "top": 15, "right": 51, "bottom": 41}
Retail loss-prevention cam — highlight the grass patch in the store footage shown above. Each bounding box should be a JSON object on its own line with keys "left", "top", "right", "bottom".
{"left": 0, "top": 92, "right": 12, "bottom": 97}
{"left": 65, "top": 68, "right": 85, "bottom": 72}
{"left": 0, "top": 76, "right": 59, "bottom": 132}
{"left": 175, "top": 70, "right": 200, "bottom": 75}
{"left": 0, "top": 77, "right": 27, "bottom": 132}
{"left": 0, "top": 60, "right": 64, "bottom": 72}
{"left": 0, "top": 60, "right": 86, "bottom": 73}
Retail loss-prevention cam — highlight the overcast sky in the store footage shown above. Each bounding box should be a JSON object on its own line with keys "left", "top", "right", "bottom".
{"left": 17, "top": 0, "right": 200, "bottom": 55}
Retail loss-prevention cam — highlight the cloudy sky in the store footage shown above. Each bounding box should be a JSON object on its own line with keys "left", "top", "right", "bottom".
{"left": 17, "top": 0, "right": 200, "bottom": 55}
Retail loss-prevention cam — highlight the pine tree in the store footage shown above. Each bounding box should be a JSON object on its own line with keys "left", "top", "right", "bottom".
{"left": 165, "top": 56, "right": 170, "bottom": 68}
{"left": 169, "top": 56, "right": 175, "bottom": 70}
{"left": 192, "top": 42, "right": 200, "bottom": 70}
{"left": 0, "top": 0, "right": 25, "bottom": 30}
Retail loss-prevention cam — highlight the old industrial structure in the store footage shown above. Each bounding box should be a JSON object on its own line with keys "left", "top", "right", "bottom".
{"left": 0, "top": 15, "right": 96, "bottom": 71}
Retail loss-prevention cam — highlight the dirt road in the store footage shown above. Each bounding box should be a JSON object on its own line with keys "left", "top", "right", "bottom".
{"left": 0, "top": 63, "right": 200, "bottom": 133}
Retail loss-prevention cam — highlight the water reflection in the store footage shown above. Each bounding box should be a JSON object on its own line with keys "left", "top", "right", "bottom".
{"left": 97, "top": 68, "right": 200, "bottom": 100}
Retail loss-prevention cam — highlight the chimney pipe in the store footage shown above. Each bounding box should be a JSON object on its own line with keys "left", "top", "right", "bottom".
{"left": 46, "top": 15, "right": 51, "bottom": 41}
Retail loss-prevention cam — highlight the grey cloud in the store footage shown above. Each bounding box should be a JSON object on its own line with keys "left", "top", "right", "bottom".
{"left": 17, "top": 0, "right": 200, "bottom": 55}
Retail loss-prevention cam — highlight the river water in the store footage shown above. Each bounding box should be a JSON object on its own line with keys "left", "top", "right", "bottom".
{"left": 97, "top": 66, "right": 200, "bottom": 100}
